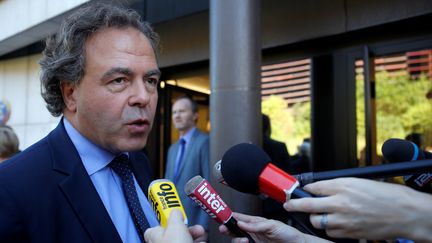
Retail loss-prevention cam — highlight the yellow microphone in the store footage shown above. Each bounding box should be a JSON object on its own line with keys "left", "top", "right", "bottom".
{"left": 148, "top": 179, "right": 188, "bottom": 227}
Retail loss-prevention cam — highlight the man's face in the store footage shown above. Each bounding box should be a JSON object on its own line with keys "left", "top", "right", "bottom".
{"left": 64, "top": 27, "right": 160, "bottom": 153}
{"left": 172, "top": 99, "right": 198, "bottom": 133}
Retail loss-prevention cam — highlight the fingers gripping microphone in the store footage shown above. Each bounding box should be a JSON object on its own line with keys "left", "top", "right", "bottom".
{"left": 217, "top": 143, "right": 313, "bottom": 203}
{"left": 185, "top": 176, "right": 255, "bottom": 243}
{"left": 382, "top": 138, "right": 432, "bottom": 193}
{"left": 148, "top": 179, "right": 188, "bottom": 227}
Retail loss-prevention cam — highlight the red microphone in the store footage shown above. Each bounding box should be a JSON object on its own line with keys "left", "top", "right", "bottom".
{"left": 184, "top": 175, "right": 255, "bottom": 242}
{"left": 259, "top": 163, "right": 300, "bottom": 202}
{"left": 216, "top": 143, "right": 313, "bottom": 203}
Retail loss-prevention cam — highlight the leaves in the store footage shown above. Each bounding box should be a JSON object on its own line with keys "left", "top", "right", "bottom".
{"left": 261, "top": 71, "right": 432, "bottom": 156}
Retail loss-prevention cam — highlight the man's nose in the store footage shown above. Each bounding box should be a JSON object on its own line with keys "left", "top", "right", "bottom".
{"left": 129, "top": 81, "right": 151, "bottom": 107}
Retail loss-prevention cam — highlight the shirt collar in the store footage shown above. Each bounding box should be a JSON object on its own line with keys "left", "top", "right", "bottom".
{"left": 63, "top": 118, "right": 125, "bottom": 176}
{"left": 180, "top": 127, "right": 196, "bottom": 144}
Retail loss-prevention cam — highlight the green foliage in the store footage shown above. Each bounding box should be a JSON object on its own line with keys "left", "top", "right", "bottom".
{"left": 291, "top": 101, "right": 311, "bottom": 139}
{"left": 357, "top": 71, "right": 432, "bottom": 154}
{"left": 262, "top": 95, "right": 310, "bottom": 154}
{"left": 262, "top": 71, "right": 432, "bottom": 157}
{"left": 262, "top": 95, "right": 293, "bottom": 142}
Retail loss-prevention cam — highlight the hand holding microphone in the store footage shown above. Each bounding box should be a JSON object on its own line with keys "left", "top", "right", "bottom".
{"left": 147, "top": 179, "right": 206, "bottom": 242}
{"left": 148, "top": 179, "right": 188, "bottom": 227}
{"left": 284, "top": 177, "right": 432, "bottom": 241}
{"left": 283, "top": 139, "right": 432, "bottom": 241}
{"left": 218, "top": 212, "right": 332, "bottom": 243}
{"left": 144, "top": 209, "right": 193, "bottom": 243}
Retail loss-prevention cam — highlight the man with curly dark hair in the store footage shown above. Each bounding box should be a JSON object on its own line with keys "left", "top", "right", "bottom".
{"left": 0, "top": 3, "right": 194, "bottom": 243}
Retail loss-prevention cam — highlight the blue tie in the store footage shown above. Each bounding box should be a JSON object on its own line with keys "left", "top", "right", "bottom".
{"left": 110, "top": 154, "right": 149, "bottom": 243}
{"left": 174, "top": 138, "right": 186, "bottom": 184}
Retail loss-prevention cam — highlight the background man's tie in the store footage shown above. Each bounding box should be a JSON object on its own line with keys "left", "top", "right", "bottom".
{"left": 174, "top": 138, "right": 186, "bottom": 184}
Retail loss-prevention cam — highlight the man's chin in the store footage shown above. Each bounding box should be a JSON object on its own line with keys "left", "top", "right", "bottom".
{"left": 114, "top": 141, "right": 147, "bottom": 153}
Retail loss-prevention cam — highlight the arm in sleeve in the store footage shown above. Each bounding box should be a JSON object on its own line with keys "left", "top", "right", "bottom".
{"left": 199, "top": 136, "right": 210, "bottom": 182}
{"left": 0, "top": 184, "right": 26, "bottom": 241}
{"left": 197, "top": 136, "right": 211, "bottom": 230}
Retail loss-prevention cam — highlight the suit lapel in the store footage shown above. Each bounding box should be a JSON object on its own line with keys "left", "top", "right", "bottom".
{"left": 166, "top": 143, "right": 179, "bottom": 178}
{"left": 50, "top": 121, "right": 122, "bottom": 243}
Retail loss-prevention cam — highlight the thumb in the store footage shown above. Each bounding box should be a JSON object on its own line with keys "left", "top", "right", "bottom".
{"left": 167, "top": 209, "right": 185, "bottom": 226}
{"left": 144, "top": 226, "right": 163, "bottom": 243}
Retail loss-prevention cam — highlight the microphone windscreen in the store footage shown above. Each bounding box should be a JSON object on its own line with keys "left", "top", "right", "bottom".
{"left": 220, "top": 143, "right": 271, "bottom": 194}
{"left": 382, "top": 138, "right": 424, "bottom": 162}
{"left": 184, "top": 175, "right": 202, "bottom": 195}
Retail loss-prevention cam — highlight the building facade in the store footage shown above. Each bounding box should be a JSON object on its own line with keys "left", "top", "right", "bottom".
{"left": 1, "top": 0, "right": 432, "bottom": 241}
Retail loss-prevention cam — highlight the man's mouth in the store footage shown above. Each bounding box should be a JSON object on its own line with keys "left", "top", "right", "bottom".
{"left": 126, "top": 119, "right": 150, "bottom": 132}
{"left": 127, "top": 118, "right": 149, "bottom": 126}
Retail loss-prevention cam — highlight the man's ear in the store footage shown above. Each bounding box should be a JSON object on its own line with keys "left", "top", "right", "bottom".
{"left": 193, "top": 112, "right": 199, "bottom": 123}
{"left": 60, "top": 81, "right": 77, "bottom": 112}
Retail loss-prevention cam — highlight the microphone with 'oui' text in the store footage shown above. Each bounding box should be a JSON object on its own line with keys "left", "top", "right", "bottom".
{"left": 382, "top": 138, "right": 432, "bottom": 193}
{"left": 184, "top": 175, "right": 255, "bottom": 243}
{"left": 214, "top": 143, "right": 313, "bottom": 203}
{"left": 148, "top": 179, "right": 188, "bottom": 227}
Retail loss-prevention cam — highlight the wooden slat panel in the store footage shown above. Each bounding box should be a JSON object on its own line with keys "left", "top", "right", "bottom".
{"left": 261, "top": 83, "right": 310, "bottom": 95}
{"left": 261, "top": 59, "right": 310, "bottom": 71}
{"left": 261, "top": 77, "right": 310, "bottom": 88}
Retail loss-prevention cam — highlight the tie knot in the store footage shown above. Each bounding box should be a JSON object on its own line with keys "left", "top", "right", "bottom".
{"left": 180, "top": 138, "right": 186, "bottom": 145}
{"left": 111, "top": 154, "right": 129, "bottom": 164}
{"left": 109, "top": 154, "right": 131, "bottom": 176}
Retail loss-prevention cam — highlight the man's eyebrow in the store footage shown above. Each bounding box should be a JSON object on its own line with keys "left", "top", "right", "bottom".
{"left": 102, "top": 67, "right": 134, "bottom": 80}
{"left": 145, "top": 69, "right": 161, "bottom": 78}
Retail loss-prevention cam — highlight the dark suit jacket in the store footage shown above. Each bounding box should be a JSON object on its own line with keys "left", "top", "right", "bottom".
{"left": 164, "top": 128, "right": 210, "bottom": 229}
{"left": 0, "top": 120, "right": 153, "bottom": 243}
{"left": 262, "top": 136, "right": 291, "bottom": 222}
{"left": 263, "top": 136, "right": 291, "bottom": 173}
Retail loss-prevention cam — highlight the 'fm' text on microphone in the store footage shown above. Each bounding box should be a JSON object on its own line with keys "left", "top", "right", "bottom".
{"left": 148, "top": 179, "right": 188, "bottom": 227}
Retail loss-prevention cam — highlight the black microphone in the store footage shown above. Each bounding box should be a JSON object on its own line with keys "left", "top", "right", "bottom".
{"left": 382, "top": 138, "right": 432, "bottom": 193}
{"left": 293, "top": 140, "right": 432, "bottom": 185}
{"left": 216, "top": 143, "right": 313, "bottom": 203}
{"left": 215, "top": 143, "right": 323, "bottom": 238}
{"left": 382, "top": 138, "right": 429, "bottom": 162}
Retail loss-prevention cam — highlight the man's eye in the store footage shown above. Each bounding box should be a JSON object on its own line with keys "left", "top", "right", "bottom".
{"left": 147, "top": 78, "right": 159, "bottom": 86}
{"left": 112, "top": 78, "right": 126, "bottom": 84}
{"left": 106, "top": 77, "right": 128, "bottom": 92}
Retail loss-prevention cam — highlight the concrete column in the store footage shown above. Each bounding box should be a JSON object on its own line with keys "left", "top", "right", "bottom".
{"left": 209, "top": 0, "right": 261, "bottom": 241}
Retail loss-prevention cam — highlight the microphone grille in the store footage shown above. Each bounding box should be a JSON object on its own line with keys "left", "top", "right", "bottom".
{"left": 220, "top": 143, "right": 270, "bottom": 194}
{"left": 382, "top": 138, "right": 424, "bottom": 162}
{"left": 184, "top": 175, "right": 203, "bottom": 194}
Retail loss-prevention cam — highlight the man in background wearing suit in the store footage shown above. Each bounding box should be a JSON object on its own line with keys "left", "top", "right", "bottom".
{"left": 165, "top": 96, "right": 210, "bottom": 234}
{"left": 261, "top": 113, "right": 292, "bottom": 223}
{"left": 0, "top": 3, "right": 164, "bottom": 243}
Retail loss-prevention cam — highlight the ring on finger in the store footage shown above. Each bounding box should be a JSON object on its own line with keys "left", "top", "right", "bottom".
{"left": 320, "top": 213, "right": 328, "bottom": 229}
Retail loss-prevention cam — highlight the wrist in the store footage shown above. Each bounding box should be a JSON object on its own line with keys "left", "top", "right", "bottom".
{"left": 302, "top": 232, "right": 333, "bottom": 243}
{"left": 399, "top": 188, "right": 432, "bottom": 242}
